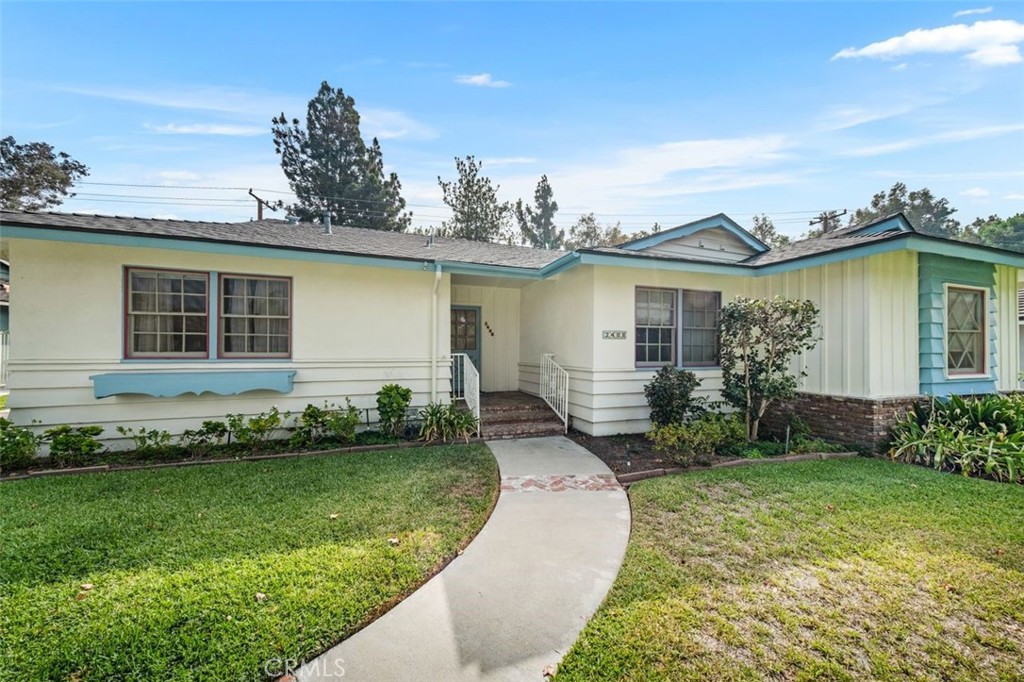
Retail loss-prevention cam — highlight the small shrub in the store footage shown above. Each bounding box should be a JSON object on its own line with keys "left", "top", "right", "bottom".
{"left": 649, "top": 412, "right": 746, "bottom": 466}
{"left": 178, "top": 421, "right": 228, "bottom": 459}
{"left": 0, "top": 418, "right": 42, "bottom": 471}
{"left": 890, "top": 395, "right": 1024, "bottom": 483}
{"left": 227, "top": 407, "right": 286, "bottom": 454}
{"left": 643, "top": 367, "right": 706, "bottom": 427}
{"left": 44, "top": 425, "right": 104, "bottom": 468}
{"left": 420, "top": 403, "right": 479, "bottom": 443}
{"left": 290, "top": 400, "right": 360, "bottom": 449}
{"left": 116, "top": 426, "right": 176, "bottom": 460}
{"left": 377, "top": 384, "right": 413, "bottom": 438}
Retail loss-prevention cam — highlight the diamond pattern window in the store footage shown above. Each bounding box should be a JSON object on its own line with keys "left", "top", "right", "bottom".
{"left": 946, "top": 287, "right": 985, "bottom": 376}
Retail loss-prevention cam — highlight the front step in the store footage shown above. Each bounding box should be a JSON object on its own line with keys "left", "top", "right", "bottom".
{"left": 478, "top": 391, "right": 565, "bottom": 440}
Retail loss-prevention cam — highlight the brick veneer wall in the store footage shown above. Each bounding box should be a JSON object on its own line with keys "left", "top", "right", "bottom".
{"left": 761, "top": 393, "right": 922, "bottom": 451}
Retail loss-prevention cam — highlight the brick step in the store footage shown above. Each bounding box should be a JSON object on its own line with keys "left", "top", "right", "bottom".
{"left": 480, "top": 409, "right": 561, "bottom": 425}
{"left": 482, "top": 419, "right": 566, "bottom": 439}
{"left": 479, "top": 402, "right": 552, "bottom": 416}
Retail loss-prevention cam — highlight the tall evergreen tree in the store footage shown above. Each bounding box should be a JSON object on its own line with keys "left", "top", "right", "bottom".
{"left": 437, "top": 156, "right": 511, "bottom": 242}
{"left": 272, "top": 81, "right": 410, "bottom": 231}
{"left": 515, "top": 175, "right": 563, "bottom": 249}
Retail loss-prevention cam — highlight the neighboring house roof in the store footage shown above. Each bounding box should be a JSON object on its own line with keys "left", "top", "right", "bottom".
{"left": 0, "top": 211, "right": 565, "bottom": 270}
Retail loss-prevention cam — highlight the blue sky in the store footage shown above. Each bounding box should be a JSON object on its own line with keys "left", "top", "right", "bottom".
{"left": 2, "top": 2, "right": 1023, "bottom": 238}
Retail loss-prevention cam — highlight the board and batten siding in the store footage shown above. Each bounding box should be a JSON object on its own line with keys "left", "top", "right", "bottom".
{"left": 751, "top": 251, "right": 920, "bottom": 400}
{"left": 6, "top": 239, "right": 451, "bottom": 443}
{"left": 450, "top": 284, "right": 520, "bottom": 392}
{"left": 995, "top": 264, "right": 1021, "bottom": 391}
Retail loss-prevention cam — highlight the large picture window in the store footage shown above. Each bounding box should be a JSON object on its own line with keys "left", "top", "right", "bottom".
{"left": 946, "top": 286, "right": 986, "bottom": 376}
{"left": 220, "top": 275, "right": 291, "bottom": 357}
{"left": 124, "top": 268, "right": 291, "bottom": 360}
{"left": 635, "top": 287, "right": 721, "bottom": 368}
{"left": 126, "top": 269, "right": 209, "bottom": 358}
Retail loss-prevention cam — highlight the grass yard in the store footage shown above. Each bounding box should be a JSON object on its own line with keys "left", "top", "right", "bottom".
{"left": 557, "top": 458, "right": 1024, "bottom": 681}
{"left": 0, "top": 444, "right": 497, "bottom": 681}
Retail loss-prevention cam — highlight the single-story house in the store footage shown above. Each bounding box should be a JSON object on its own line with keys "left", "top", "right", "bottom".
{"left": 1, "top": 209, "right": 1021, "bottom": 447}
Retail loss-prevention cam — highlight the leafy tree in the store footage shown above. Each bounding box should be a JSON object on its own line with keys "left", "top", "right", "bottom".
{"left": 850, "top": 182, "right": 961, "bottom": 238}
{"left": 719, "top": 296, "right": 820, "bottom": 441}
{"left": 437, "top": 156, "right": 511, "bottom": 242}
{"left": 0, "top": 136, "right": 89, "bottom": 210}
{"left": 750, "top": 214, "right": 791, "bottom": 247}
{"left": 272, "top": 81, "right": 410, "bottom": 231}
{"left": 514, "top": 175, "right": 563, "bottom": 249}
{"left": 564, "top": 213, "right": 630, "bottom": 249}
{"left": 975, "top": 213, "right": 1024, "bottom": 253}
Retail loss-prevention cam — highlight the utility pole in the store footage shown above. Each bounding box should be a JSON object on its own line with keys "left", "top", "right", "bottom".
{"left": 809, "top": 209, "right": 847, "bottom": 233}
{"left": 248, "top": 188, "right": 278, "bottom": 221}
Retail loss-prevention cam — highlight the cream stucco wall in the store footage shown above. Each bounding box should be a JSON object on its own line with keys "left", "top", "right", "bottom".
{"left": 451, "top": 284, "right": 520, "bottom": 392}
{"left": 6, "top": 238, "right": 451, "bottom": 441}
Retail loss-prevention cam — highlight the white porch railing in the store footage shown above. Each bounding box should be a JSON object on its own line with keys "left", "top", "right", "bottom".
{"left": 540, "top": 353, "right": 569, "bottom": 433}
{"left": 451, "top": 353, "right": 481, "bottom": 435}
{"left": 0, "top": 331, "right": 8, "bottom": 387}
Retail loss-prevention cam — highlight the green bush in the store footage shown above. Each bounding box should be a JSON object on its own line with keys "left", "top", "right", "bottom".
{"left": 116, "top": 426, "right": 177, "bottom": 460}
{"left": 290, "top": 400, "right": 360, "bottom": 449}
{"left": 377, "top": 384, "right": 413, "bottom": 438}
{"left": 44, "top": 425, "right": 105, "bottom": 468}
{"left": 649, "top": 412, "right": 746, "bottom": 466}
{"left": 890, "top": 394, "right": 1024, "bottom": 483}
{"left": 643, "top": 367, "right": 706, "bottom": 427}
{"left": 178, "top": 421, "right": 228, "bottom": 459}
{"left": 419, "top": 403, "right": 479, "bottom": 443}
{"left": 0, "top": 418, "right": 42, "bottom": 471}
{"left": 226, "top": 407, "right": 286, "bottom": 454}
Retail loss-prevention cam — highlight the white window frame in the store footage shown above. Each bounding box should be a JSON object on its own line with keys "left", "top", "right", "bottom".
{"left": 943, "top": 283, "right": 989, "bottom": 380}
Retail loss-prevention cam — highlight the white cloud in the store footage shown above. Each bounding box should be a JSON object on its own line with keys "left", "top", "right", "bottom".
{"left": 454, "top": 73, "right": 512, "bottom": 88}
{"left": 1005, "top": 193, "right": 1024, "bottom": 200}
{"left": 960, "top": 187, "right": 990, "bottom": 197}
{"left": 360, "top": 109, "right": 438, "bottom": 141}
{"left": 953, "top": 7, "right": 993, "bottom": 17}
{"left": 154, "top": 170, "right": 203, "bottom": 182}
{"left": 146, "top": 123, "right": 266, "bottom": 136}
{"left": 891, "top": 62, "right": 908, "bottom": 71}
{"left": 55, "top": 84, "right": 300, "bottom": 116}
{"left": 843, "top": 123, "right": 1024, "bottom": 156}
{"left": 832, "top": 19, "right": 1024, "bottom": 66}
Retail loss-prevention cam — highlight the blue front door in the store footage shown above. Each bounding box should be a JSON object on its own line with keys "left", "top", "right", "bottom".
{"left": 451, "top": 306, "right": 481, "bottom": 394}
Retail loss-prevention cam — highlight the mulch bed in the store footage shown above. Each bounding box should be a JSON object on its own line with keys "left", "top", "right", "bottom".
{"left": 567, "top": 430, "right": 731, "bottom": 475}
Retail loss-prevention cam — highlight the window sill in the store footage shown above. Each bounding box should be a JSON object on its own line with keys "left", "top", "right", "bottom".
{"left": 90, "top": 370, "right": 296, "bottom": 399}
{"left": 943, "top": 373, "right": 992, "bottom": 381}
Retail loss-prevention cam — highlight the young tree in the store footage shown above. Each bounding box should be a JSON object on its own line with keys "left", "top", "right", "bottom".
{"left": 564, "top": 213, "right": 632, "bottom": 249}
{"left": 719, "top": 296, "right": 820, "bottom": 441}
{"left": 850, "top": 182, "right": 961, "bottom": 238}
{"left": 514, "top": 175, "right": 563, "bottom": 249}
{"left": 437, "top": 156, "right": 511, "bottom": 242}
{"left": 750, "top": 213, "right": 791, "bottom": 247}
{"left": 0, "top": 136, "right": 89, "bottom": 210}
{"left": 272, "top": 81, "right": 410, "bottom": 231}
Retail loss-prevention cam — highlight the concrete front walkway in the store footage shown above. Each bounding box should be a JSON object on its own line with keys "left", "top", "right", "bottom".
{"left": 296, "top": 436, "right": 630, "bottom": 682}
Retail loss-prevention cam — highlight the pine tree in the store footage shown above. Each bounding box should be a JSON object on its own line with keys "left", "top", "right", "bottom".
{"left": 515, "top": 175, "right": 563, "bottom": 249}
{"left": 437, "top": 156, "right": 511, "bottom": 242}
{"left": 272, "top": 81, "right": 410, "bottom": 231}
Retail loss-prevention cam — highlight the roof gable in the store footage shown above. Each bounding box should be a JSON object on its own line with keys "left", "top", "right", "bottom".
{"left": 618, "top": 214, "right": 769, "bottom": 254}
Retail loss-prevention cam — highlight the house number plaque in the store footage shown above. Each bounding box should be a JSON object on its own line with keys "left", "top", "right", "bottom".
{"left": 602, "top": 330, "right": 627, "bottom": 340}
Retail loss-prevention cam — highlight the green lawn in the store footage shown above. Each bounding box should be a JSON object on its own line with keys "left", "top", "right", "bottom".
{"left": 0, "top": 445, "right": 497, "bottom": 681}
{"left": 557, "top": 458, "right": 1024, "bottom": 681}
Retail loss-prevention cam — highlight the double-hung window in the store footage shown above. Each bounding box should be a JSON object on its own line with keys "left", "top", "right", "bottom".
{"left": 635, "top": 287, "right": 721, "bottom": 368}
{"left": 220, "top": 275, "right": 291, "bottom": 357}
{"left": 124, "top": 268, "right": 291, "bottom": 360}
{"left": 946, "top": 286, "right": 986, "bottom": 376}
{"left": 126, "top": 269, "right": 209, "bottom": 358}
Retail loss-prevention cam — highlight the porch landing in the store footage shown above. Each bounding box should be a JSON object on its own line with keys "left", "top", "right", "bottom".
{"left": 479, "top": 391, "right": 565, "bottom": 440}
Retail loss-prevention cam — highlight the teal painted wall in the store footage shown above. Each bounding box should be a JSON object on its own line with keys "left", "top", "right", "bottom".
{"left": 918, "top": 253, "right": 997, "bottom": 396}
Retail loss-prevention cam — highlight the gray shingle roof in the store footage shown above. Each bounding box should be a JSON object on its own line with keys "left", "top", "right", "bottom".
{"left": 0, "top": 211, "right": 565, "bottom": 270}
{"left": 740, "top": 231, "right": 907, "bottom": 266}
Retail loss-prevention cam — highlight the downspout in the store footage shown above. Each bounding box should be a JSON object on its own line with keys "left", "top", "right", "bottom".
{"left": 431, "top": 262, "right": 442, "bottom": 402}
